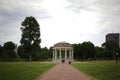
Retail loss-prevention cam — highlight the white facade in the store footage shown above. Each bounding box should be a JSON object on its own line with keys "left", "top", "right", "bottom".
{"left": 53, "top": 41, "right": 74, "bottom": 63}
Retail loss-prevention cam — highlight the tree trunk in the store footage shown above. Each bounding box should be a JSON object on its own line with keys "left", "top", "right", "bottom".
{"left": 29, "top": 54, "right": 32, "bottom": 62}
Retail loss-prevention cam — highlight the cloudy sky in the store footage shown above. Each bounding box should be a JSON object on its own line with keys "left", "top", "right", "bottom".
{"left": 0, "top": 0, "right": 120, "bottom": 48}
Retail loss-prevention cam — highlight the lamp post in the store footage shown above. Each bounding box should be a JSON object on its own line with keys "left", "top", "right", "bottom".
{"left": 116, "top": 52, "right": 118, "bottom": 64}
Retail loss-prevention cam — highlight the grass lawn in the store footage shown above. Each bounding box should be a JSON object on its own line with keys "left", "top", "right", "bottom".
{"left": 73, "top": 61, "right": 120, "bottom": 80}
{"left": 0, "top": 62, "right": 55, "bottom": 80}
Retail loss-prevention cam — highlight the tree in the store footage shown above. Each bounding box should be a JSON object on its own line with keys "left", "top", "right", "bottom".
{"left": 41, "top": 47, "right": 49, "bottom": 60}
{"left": 102, "top": 41, "right": 119, "bottom": 59}
{"left": 17, "top": 45, "right": 28, "bottom": 60}
{"left": 102, "top": 41, "right": 118, "bottom": 51}
{"left": 0, "top": 45, "right": 3, "bottom": 55}
{"left": 0, "top": 45, "right": 4, "bottom": 60}
{"left": 73, "top": 43, "right": 82, "bottom": 60}
{"left": 4, "top": 41, "right": 16, "bottom": 50}
{"left": 48, "top": 47, "right": 53, "bottom": 59}
{"left": 95, "top": 46, "right": 104, "bottom": 59}
{"left": 81, "top": 41, "right": 95, "bottom": 60}
{"left": 20, "top": 16, "right": 41, "bottom": 61}
{"left": 34, "top": 47, "right": 49, "bottom": 61}
{"left": 2, "top": 41, "right": 17, "bottom": 61}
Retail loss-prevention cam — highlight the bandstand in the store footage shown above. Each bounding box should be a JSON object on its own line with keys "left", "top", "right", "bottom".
{"left": 53, "top": 41, "right": 74, "bottom": 63}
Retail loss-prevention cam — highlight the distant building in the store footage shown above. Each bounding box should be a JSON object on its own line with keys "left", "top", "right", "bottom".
{"left": 106, "top": 33, "right": 120, "bottom": 47}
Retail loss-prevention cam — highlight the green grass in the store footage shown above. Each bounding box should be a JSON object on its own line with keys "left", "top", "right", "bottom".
{"left": 0, "top": 62, "right": 55, "bottom": 80}
{"left": 72, "top": 61, "right": 120, "bottom": 80}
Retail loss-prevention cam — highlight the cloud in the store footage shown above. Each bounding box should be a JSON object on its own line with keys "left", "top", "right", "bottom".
{"left": 0, "top": 0, "right": 50, "bottom": 23}
{"left": 66, "top": 0, "right": 96, "bottom": 13}
{"left": 66, "top": 0, "right": 120, "bottom": 32}
{"left": 0, "top": 0, "right": 50, "bottom": 45}
{"left": 65, "top": 0, "right": 120, "bottom": 46}
{"left": 0, "top": 0, "right": 51, "bottom": 27}
{"left": 94, "top": 0, "right": 120, "bottom": 32}
{"left": 0, "top": 0, "right": 120, "bottom": 47}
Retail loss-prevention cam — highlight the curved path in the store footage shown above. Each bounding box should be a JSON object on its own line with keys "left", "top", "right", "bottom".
{"left": 38, "top": 63, "right": 92, "bottom": 80}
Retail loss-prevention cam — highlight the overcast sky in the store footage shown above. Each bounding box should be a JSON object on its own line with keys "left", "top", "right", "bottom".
{"left": 0, "top": 0, "right": 120, "bottom": 48}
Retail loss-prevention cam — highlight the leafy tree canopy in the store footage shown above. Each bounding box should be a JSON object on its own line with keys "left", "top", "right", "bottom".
{"left": 20, "top": 16, "right": 41, "bottom": 61}
{"left": 102, "top": 41, "right": 119, "bottom": 50}
{"left": 2, "top": 41, "right": 17, "bottom": 61}
{"left": 20, "top": 16, "right": 41, "bottom": 47}
{"left": 3, "top": 41, "right": 16, "bottom": 50}
{"left": 81, "top": 41, "right": 95, "bottom": 59}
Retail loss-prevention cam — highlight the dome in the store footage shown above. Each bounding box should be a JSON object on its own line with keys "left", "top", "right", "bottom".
{"left": 54, "top": 41, "right": 72, "bottom": 47}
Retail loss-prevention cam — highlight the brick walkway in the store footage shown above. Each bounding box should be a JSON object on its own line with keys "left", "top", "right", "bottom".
{"left": 38, "top": 63, "right": 92, "bottom": 80}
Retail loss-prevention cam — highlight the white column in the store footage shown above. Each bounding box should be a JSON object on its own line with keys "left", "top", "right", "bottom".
{"left": 53, "top": 49, "right": 55, "bottom": 61}
{"left": 55, "top": 49, "right": 57, "bottom": 61}
{"left": 65, "top": 48, "right": 67, "bottom": 60}
{"left": 72, "top": 49, "right": 74, "bottom": 61}
{"left": 59, "top": 49, "right": 61, "bottom": 59}
{"left": 69, "top": 49, "right": 71, "bottom": 59}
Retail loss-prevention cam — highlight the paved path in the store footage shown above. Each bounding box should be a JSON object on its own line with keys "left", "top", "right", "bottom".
{"left": 38, "top": 64, "right": 92, "bottom": 80}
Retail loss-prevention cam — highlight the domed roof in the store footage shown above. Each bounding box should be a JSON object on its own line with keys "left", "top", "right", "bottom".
{"left": 54, "top": 41, "right": 72, "bottom": 47}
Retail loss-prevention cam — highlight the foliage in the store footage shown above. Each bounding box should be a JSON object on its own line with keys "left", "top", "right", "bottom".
{"left": 73, "top": 41, "right": 120, "bottom": 60}
{"left": 95, "top": 46, "right": 104, "bottom": 59}
{"left": 73, "top": 43, "right": 82, "bottom": 60}
{"left": 73, "top": 61, "right": 120, "bottom": 80}
{"left": 17, "top": 45, "right": 41, "bottom": 61}
{"left": 0, "top": 62, "right": 55, "bottom": 80}
{"left": 81, "top": 41, "right": 95, "bottom": 60}
{"left": 102, "top": 41, "right": 119, "bottom": 50}
{"left": 18, "top": 45, "right": 52, "bottom": 61}
{"left": 0, "top": 41, "right": 17, "bottom": 61}
{"left": 102, "top": 41, "right": 119, "bottom": 59}
{"left": 20, "top": 16, "right": 41, "bottom": 61}
{"left": 35, "top": 47, "right": 52, "bottom": 61}
{"left": 3, "top": 41, "right": 16, "bottom": 50}
{"left": 0, "top": 45, "right": 4, "bottom": 59}
{"left": 48, "top": 47, "right": 53, "bottom": 58}
{"left": 95, "top": 47, "right": 113, "bottom": 60}
{"left": 2, "top": 50, "right": 16, "bottom": 61}
{"left": 17, "top": 45, "right": 27, "bottom": 60}
{"left": 73, "top": 41, "right": 95, "bottom": 61}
